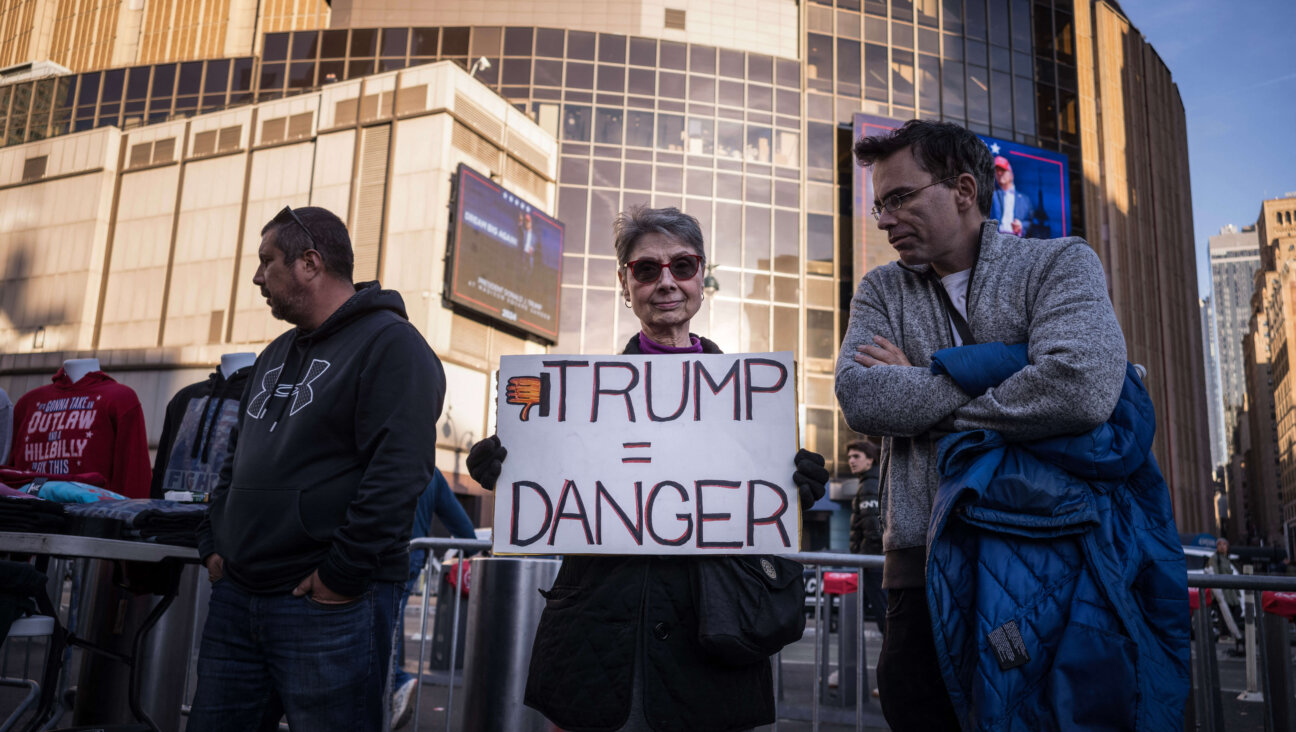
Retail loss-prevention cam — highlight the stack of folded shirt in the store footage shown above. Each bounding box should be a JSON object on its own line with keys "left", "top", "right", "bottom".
{"left": 0, "top": 495, "right": 70, "bottom": 534}
{"left": 63, "top": 499, "right": 207, "bottom": 547}
{"left": 26, "top": 481, "right": 125, "bottom": 503}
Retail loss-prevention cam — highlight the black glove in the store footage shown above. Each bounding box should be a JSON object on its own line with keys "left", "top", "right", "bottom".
{"left": 793, "top": 448, "right": 829, "bottom": 511}
{"left": 466, "top": 435, "right": 507, "bottom": 491}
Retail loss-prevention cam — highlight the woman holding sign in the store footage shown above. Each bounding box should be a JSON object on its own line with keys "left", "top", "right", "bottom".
{"left": 468, "top": 206, "right": 829, "bottom": 732}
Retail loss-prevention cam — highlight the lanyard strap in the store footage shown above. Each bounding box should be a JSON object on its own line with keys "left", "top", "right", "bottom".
{"left": 932, "top": 272, "right": 976, "bottom": 346}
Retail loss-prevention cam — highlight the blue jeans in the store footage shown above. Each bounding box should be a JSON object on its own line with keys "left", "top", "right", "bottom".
{"left": 393, "top": 575, "right": 420, "bottom": 687}
{"left": 189, "top": 578, "right": 401, "bottom": 732}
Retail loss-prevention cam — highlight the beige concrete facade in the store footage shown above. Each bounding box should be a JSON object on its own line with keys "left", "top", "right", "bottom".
{"left": 0, "top": 61, "right": 554, "bottom": 486}
{"left": 0, "top": 0, "right": 329, "bottom": 71}
{"left": 328, "top": 0, "right": 800, "bottom": 60}
{"left": 1251, "top": 196, "right": 1296, "bottom": 547}
{"left": 1073, "top": 0, "right": 1212, "bottom": 532}
{"left": 1245, "top": 268, "right": 1281, "bottom": 544}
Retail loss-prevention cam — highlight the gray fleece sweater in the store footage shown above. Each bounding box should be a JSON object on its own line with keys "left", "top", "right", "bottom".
{"left": 834, "top": 221, "right": 1126, "bottom": 588}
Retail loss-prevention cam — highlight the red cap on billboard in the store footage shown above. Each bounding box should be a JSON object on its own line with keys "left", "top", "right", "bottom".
{"left": 993, "top": 155, "right": 1011, "bottom": 171}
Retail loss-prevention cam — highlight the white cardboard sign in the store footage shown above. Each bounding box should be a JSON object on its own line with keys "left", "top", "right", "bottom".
{"left": 491, "top": 352, "right": 800, "bottom": 555}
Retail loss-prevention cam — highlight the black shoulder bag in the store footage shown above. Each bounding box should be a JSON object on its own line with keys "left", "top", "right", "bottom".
{"left": 690, "top": 554, "right": 807, "bottom": 666}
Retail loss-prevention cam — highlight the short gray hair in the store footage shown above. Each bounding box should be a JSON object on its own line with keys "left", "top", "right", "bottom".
{"left": 613, "top": 206, "right": 706, "bottom": 266}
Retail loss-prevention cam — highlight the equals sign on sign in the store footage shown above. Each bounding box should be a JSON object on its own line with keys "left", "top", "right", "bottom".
{"left": 622, "top": 442, "right": 651, "bottom": 463}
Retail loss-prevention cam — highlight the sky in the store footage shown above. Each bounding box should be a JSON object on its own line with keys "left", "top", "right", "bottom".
{"left": 1115, "top": 0, "right": 1296, "bottom": 299}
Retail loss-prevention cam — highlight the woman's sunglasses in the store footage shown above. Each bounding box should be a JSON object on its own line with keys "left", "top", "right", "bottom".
{"left": 624, "top": 254, "right": 704, "bottom": 284}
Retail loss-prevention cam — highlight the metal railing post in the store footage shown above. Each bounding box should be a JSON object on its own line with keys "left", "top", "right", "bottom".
{"left": 856, "top": 568, "right": 865, "bottom": 732}
{"left": 445, "top": 560, "right": 465, "bottom": 730}
{"left": 1194, "top": 587, "right": 1224, "bottom": 732}
{"left": 411, "top": 552, "right": 435, "bottom": 732}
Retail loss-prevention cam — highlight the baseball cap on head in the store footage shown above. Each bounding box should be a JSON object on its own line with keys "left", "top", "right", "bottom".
{"left": 993, "top": 155, "right": 1011, "bottom": 171}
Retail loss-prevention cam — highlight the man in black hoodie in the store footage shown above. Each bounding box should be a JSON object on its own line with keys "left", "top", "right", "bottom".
{"left": 190, "top": 205, "right": 445, "bottom": 731}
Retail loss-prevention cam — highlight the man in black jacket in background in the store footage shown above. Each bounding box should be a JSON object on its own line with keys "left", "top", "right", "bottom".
{"left": 190, "top": 205, "right": 445, "bottom": 732}
{"left": 847, "top": 440, "right": 886, "bottom": 635}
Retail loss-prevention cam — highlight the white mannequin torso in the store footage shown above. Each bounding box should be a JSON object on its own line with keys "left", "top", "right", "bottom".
{"left": 220, "top": 353, "right": 256, "bottom": 379}
{"left": 63, "top": 358, "right": 101, "bottom": 384}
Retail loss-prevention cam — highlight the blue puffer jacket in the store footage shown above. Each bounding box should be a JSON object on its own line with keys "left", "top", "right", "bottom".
{"left": 926, "top": 342, "right": 1189, "bottom": 731}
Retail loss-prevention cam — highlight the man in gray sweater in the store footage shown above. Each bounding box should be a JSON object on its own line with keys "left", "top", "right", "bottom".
{"left": 834, "top": 120, "right": 1126, "bottom": 731}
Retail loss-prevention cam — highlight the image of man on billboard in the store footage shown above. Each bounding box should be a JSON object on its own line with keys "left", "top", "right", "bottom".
{"left": 991, "top": 155, "right": 1034, "bottom": 237}
{"left": 448, "top": 164, "right": 564, "bottom": 343}
{"left": 982, "top": 136, "right": 1069, "bottom": 240}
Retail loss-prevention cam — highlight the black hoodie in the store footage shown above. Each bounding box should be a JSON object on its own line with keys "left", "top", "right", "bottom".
{"left": 150, "top": 365, "right": 251, "bottom": 499}
{"left": 197, "top": 282, "right": 445, "bottom": 596}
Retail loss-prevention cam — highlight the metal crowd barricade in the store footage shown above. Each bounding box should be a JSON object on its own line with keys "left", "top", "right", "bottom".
{"left": 8, "top": 536, "right": 1296, "bottom": 731}
{"left": 397, "top": 541, "right": 1296, "bottom": 732}
{"left": 1187, "top": 572, "right": 1296, "bottom": 732}
{"left": 399, "top": 540, "right": 889, "bottom": 732}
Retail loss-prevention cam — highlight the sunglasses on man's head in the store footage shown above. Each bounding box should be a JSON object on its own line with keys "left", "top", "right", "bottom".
{"left": 624, "top": 254, "right": 704, "bottom": 284}
{"left": 276, "top": 205, "right": 318, "bottom": 249}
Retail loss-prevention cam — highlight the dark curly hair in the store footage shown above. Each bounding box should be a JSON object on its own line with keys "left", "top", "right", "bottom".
{"left": 852, "top": 119, "right": 994, "bottom": 217}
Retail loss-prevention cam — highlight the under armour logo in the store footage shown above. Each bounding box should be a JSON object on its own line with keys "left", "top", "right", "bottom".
{"left": 247, "top": 366, "right": 283, "bottom": 419}
{"left": 247, "top": 359, "right": 332, "bottom": 420}
{"left": 286, "top": 359, "right": 330, "bottom": 415}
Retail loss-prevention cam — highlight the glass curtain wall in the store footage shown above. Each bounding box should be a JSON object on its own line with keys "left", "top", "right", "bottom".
{"left": 0, "top": 13, "right": 1085, "bottom": 472}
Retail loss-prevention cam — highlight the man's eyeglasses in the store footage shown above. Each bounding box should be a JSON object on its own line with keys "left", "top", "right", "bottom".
{"left": 624, "top": 254, "right": 704, "bottom": 284}
{"left": 277, "top": 205, "right": 318, "bottom": 248}
{"left": 870, "top": 176, "right": 959, "bottom": 221}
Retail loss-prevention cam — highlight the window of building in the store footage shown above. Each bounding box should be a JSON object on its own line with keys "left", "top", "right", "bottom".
{"left": 689, "top": 75, "right": 715, "bottom": 103}
{"left": 942, "top": 0, "right": 964, "bottom": 33}
{"left": 567, "top": 62, "right": 594, "bottom": 89}
{"left": 807, "top": 213, "right": 835, "bottom": 264}
{"left": 749, "top": 54, "right": 774, "bottom": 84}
{"left": 659, "top": 71, "right": 686, "bottom": 99}
{"left": 686, "top": 117, "right": 714, "bottom": 155}
{"left": 864, "top": 43, "right": 888, "bottom": 101}
{"left": 657, "top": 113, "right": 685, "bottom": 151}
{"left": 595, "top": 108, "right": 623, "bottom": 144}
{"left": 966, "top": 65, "right": 989, "bottom": 125}
{"left": 918, "top": 54, "right": 940, "bottom": 113}
{"left": 597, "top": 64, "right": 625, "bottom": 92}
{"left": 966, "top": 0, "right": 987, "bottom": 39}
{"left": 630, "top": 37, "right": 657, "bottom": 66}
{"left": 717, "top": 120, "right": 744, "bottom": 159}
{"left": 837, "top": 38, "right": 862, "bottom": 96}
{"left": 808, "top": 33, "right": 834, "bottom": 92}
{"left": 892, "top": 49, "right": 916, "bottom": 107}
{"left": 264, "top": 33, "right": 290, "bottom": 61}
{"left": 564, "top": 104, "right": 592, "bottom": 141}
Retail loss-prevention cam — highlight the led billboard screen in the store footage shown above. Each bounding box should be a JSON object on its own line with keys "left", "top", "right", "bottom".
{"left": 446, "top": 164, "right": 564, "bottom": 343}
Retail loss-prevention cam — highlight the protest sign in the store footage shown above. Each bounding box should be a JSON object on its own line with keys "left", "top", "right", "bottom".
{"left": 492, "top": 352, "right": 800, "bottom": 555}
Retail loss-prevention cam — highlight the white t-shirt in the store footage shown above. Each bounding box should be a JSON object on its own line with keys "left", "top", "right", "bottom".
{"left": 940, "top": 268, "right": 972, "bottom": 346}
{"left": 998, "top": 188, "right": 1018, "bottom": 233}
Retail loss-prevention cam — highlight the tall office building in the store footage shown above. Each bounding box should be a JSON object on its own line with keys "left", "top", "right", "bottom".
{"left": 1248, "top": 195, "right": 1296, "bottom": 547}
{"left": 0, "top": 0, "right": 1213, "bottom": 531}
{"left": 0, "top": 0, "right": 329, "bottom": 72}
{"left": 1201, "top": 296, "right": 1224, "bottom": 469}
{"left": 1212, "top": 225, "right": 1261, "bottom": 452}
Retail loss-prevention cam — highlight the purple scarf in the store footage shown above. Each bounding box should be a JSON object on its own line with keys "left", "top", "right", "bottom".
{"left": 637, "top": 332, "right": 704, "bottom": 354}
